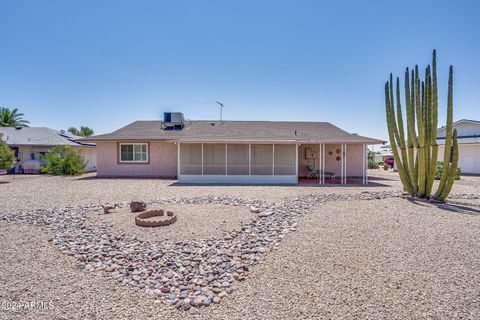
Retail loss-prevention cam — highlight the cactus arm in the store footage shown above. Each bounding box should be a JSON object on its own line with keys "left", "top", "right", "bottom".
{"left": 433, "top": 65, "right": 454, "bottom": 198}
{"left": 437, "top": 129, "right": 458, "bottom": 201}
{"left": 396, "top": 77, "right": 410, "bottom": 175}
{"left": 405, "top": 68, "right": 417, "bottom": 194}
{"left": 415, "top": 73, "right": 427, "bottom": 197}
{"left": 389, "top": 74, "right": 402, "bottom": 145}
{"left": 426, "top": 51, "right": 439, "bottom": 196}
{"left": 385, "top": 82, "right": 414, "bottom": 195}
{"left": 411, "top": 69, "right": 419, "bottom": 190}
{"left": 424, "top": 71, "right": 434, "bottom": 196}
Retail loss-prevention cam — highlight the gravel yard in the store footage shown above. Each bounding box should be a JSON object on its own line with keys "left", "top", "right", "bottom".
{"left": 207, "top": 198, "right": 480, "bottom": 319}
{"left": 0, "top": 172, "right": 479, "bottom": 319}
{"left": 92, "top": 203, "right": 255, "bottom": 242}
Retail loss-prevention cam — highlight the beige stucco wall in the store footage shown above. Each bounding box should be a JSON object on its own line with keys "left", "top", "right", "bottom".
{"left": 298, "top": 143, "right": 364, "bottom": 178}
{"left": 345, "top": 143, "right": 364, "bottom": 177}
{"left": 96, "top": 141, "right": 177, "bottom": 177}
{"left": 78, "top": 146, "right": 97, "bottom": 172}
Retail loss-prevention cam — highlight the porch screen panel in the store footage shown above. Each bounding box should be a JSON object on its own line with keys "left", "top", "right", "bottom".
{"left": 274, "top": 144, "right": 296, "bottom": 175}
{"left": 203, "top": 144, "right": 226, "bottom": 175}
{"left": 227, "top": 144, "right": 249, "bottom": 175}
{"left": 251, "top": 144, "right": 273, "bottom": 175}
{"left": 180, "top": 144, "right": 202, "bottom": 174}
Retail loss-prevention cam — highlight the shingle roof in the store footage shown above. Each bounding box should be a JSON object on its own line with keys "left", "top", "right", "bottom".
{"left": 0, "top": 127, "right": 95, "bottom": 147}
{"left": 83, "top": 120, "right": 385, "bottom": 144}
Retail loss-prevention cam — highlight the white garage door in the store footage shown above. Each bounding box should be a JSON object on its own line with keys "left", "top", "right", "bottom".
{"left": 458, "top": 145, "right": 480, "bottom": 174}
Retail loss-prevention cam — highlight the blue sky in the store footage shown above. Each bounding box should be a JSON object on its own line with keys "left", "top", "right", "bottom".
{"left": 0, "top": 0, "right": 479, "bottom": 141}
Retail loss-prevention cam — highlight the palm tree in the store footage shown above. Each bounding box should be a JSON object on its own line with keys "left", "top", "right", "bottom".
{"left": 0, "top": 107, "right": 30, "bottom": 127}
{"left": 68, "top": 126, "right": 94, "bottom": 137}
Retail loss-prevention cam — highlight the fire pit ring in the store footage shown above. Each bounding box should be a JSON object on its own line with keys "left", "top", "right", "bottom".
{"left": 135, "top": 209, "right": 177, "bottom": 227}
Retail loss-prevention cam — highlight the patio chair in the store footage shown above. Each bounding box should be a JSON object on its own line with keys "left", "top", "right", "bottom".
{"left": 306, "top": 164, "right": 319, "bottom": 179}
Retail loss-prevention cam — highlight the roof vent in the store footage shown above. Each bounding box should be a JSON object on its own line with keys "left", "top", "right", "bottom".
{"left": 162, "top": 112, "right": 185, "bottom": 130}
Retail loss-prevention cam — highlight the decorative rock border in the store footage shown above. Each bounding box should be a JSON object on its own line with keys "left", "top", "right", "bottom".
{"left": 135, "top": 210, "right": 177, "bottom": 227}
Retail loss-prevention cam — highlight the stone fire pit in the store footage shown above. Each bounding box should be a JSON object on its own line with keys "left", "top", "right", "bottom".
{"left": 135, "top": 209, "right": 177, "bottom": 227}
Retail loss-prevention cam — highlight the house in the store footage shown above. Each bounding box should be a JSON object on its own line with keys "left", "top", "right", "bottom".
{"left": 437, "top": 119, "right": 480, "bottom": 174}
{"left": 83, "top": 112, "right": 384, "bottom": 184}
{"left": 0, "top": 127, "right": 96, "bottom": 173}
{"left": 373, "top": 148, "right": 393, "bottom": 164}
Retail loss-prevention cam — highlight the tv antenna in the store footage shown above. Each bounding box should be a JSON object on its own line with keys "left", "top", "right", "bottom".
{"left": 216, "top": 101, "right": 226, "bottom": 121}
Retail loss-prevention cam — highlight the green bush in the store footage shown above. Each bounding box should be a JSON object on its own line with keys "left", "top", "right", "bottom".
{"left": 0, "top": 137, "right": 15, "bottom": 169}
{"left": 41, "top": 146, "right": 86, "bottom": 176}
{"left": 377, "top": 161, "right": 384, "bottom": 166}
{"left": 435, "top": 161, "right": 461, "bottom": 180}
{"left": 368, "top": 160, "right": 379, "bottom": 169}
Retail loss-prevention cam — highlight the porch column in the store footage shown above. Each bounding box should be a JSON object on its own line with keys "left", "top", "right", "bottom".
{"left": 322, "top": 143, "right": 326, "bottom": 184}
{"left": 365, "top": 144, "right": 369, "bottom": 184}
{"left": 248, "top": 144, "right": 251, "bottom": 175}
{"left": 340, "top": 144, "right": 344, "bottom": 184}
{"left": 177, "top": 142, "right": 180, "bottom": 179}
{"left": 295, "top": 144, "right": 299, "bottom": 183}
{"left": 201, "top": 143, "right": 204, "bottom": 175}
{"left": 318, "top": 143, "right": 321, "bottom": 185}
{"left": 362, "top": 143, "right": 366, "bottom": 184}
{"left": 318, "top": 143, "right": 322, "bottom": 185}
{"left": 344, "top": 143, "right": 347, "bottom": 184}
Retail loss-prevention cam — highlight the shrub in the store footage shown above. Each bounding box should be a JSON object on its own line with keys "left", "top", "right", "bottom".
{"left": 0, "top": 137, "right": 15, "bottom": 169}
{"left": 377, "top": 161, "right": 384, "bottom": 166}
{"left": 41, "top": 146, "right": 86, "bottom": 176}
{"left": 368, "top": 160, "right": 379, "bottom": 169}
{"left": 435, "top": 161, "right": 461, "bottom": 180}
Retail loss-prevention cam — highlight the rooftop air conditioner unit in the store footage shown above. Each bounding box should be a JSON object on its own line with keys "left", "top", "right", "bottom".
{"left": 163, "top": 112, "right": 185, "bottom": 130}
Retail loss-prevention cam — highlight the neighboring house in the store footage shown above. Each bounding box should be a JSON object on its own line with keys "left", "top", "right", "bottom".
{"left": 437, "top": 119, "right": 480, "bottom": 174}
{"left": 373, "top": 148, "right": 393, "bottom": 163}
{"left": 83, "top": 112, "right": 384, "bottom": 184}
{"left": 0, "top": 127, "right": 96, "bottom": 173}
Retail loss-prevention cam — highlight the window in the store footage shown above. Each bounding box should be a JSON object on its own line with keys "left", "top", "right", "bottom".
{"left": 119, "top": 143, "right": 148, "bottom": 163}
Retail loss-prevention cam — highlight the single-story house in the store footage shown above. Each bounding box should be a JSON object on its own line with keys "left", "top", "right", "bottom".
{"left": 373, "top": 148, "right": 393, "bottom": 164}
{"left": 83, "top": 112, "right": 384, "bottom": 184}
{"left": 437, "top": 119, "right": 480, "bottom": 174}
{"left": 0, "top": 126, "right": 96, "bottom": 173}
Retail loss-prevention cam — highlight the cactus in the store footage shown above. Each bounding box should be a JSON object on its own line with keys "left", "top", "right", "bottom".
{"left": 385, "top": 50, "right": 458, "bottom": 201}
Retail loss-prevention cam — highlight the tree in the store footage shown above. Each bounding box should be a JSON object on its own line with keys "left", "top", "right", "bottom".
{"left": 0, "top": 134, "right": 15, "bottom": 170}
{"left": 0, "top": 107, "right": 30, "bottom": 127}
{"left": 41, "top": 146, "right": 87, "bottom": 176}
{"left": 68, "top": 126, "right": 94, "bottom": 137}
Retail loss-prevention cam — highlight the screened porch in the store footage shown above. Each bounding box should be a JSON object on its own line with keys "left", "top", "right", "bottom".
{"left": 177, "top": 142, "right": 369, "bottom": 184}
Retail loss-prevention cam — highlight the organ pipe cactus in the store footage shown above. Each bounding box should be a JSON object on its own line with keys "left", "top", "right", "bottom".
{"left": 385, "top": 50, "right": 458, "bottom": 201}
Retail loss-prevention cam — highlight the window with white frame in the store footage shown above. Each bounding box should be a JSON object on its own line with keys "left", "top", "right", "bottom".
{"left": 119, "top": 143, "right": 148, "bottom": 163}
